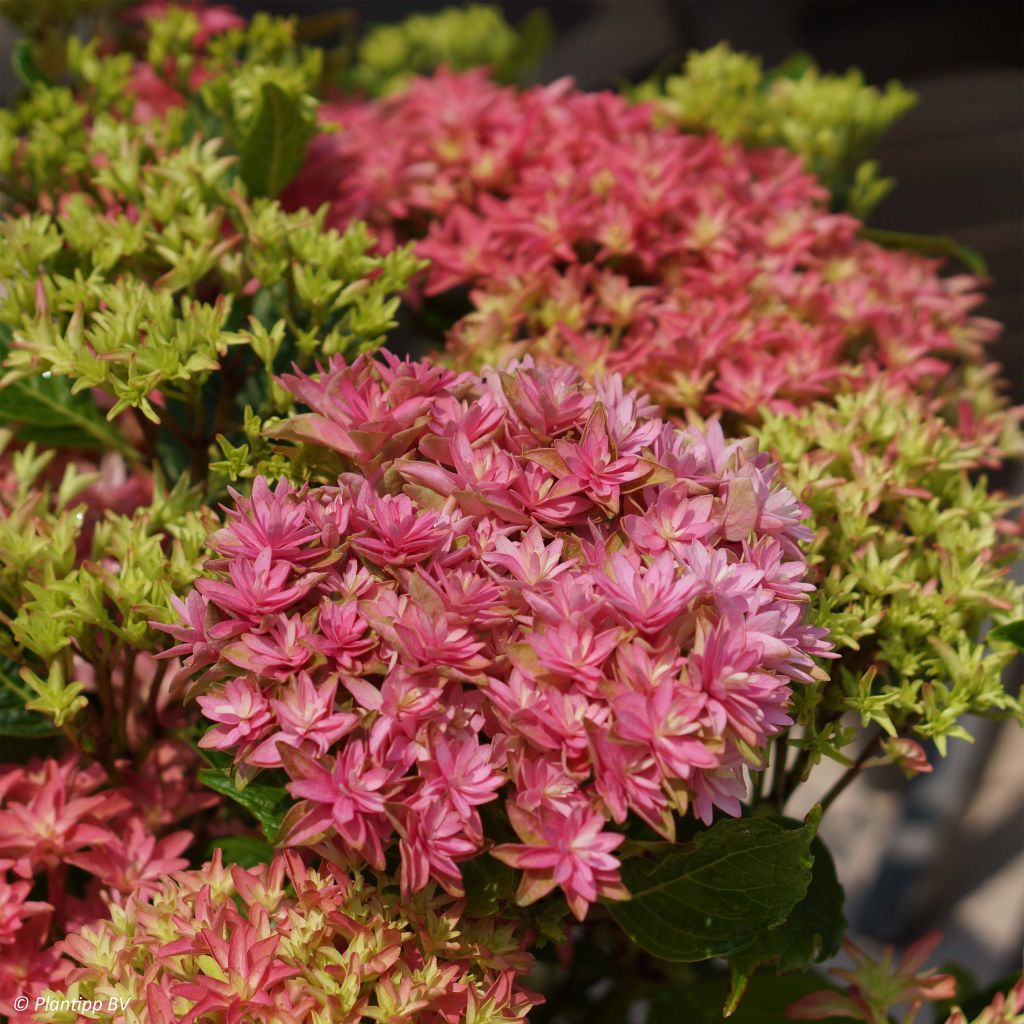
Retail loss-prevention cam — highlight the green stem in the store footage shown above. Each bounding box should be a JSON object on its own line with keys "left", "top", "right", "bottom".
{"left": 819, "top": 728, "right": 884, "bottom": 815}
{"left": 770, "top": 730, "right": 789, "bottom": 811}
{"left": 186, "top": 384, "right": 210, "bottom": 485}
{"left": 143, "top": 657, "right": 169, "bottom": 751}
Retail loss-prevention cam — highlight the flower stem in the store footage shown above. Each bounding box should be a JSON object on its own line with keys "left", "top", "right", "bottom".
{"left": 819, "top": 729, "right": 884, "bottom": 815}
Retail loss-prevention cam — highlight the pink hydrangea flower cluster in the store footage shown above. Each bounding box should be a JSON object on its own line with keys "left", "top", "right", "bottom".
{"left": 167, "top": 353, "right": 832, "bottom": 919}
{"left": 53, "top": 851, "right": 536, "bottom": 1024}
{"left": 0, "top": 749, "right": 214, "bottom": 1021}
{"left": 286, "top": 70, "right": 999, "bottom": 418}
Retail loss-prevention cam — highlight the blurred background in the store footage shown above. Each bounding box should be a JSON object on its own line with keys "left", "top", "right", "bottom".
{"left": 0, "top": 0, "right": 1020, "bottom": 996}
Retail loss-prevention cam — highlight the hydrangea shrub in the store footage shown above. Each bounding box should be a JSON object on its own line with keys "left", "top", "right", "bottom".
{"left": 0, "top": 3, "right": 1020, "bottom": 1023}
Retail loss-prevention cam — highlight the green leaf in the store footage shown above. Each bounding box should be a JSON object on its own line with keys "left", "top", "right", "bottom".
{"left": 12, "top": 39, "right": 49, "bottom": 89}
{"left": 726, "top": 832, "right": 845, "bottom": 1014}
{"left": 989, "top": 620, "right": 1024, "bottom": 651}
{"left": 239, "top": 82, "right": 314, "bottom": 198}
{"left": 649, "top": 967, "right": 847, "bottom": 1024}
{"left": 198, "top": 767, "right": 291, "bottom": 841}
{"left": 1, "top": 376, "right": 138, "bottom": 459}
{"left": 859, "top": 226, "right": 988, "bottom": 276}
{"left": 462, "top": 855, "right": 516, "bottom": 916}
{"left": 0, "top": 660, "right": 58, "bottom": 737}
{"left": 506, "top": 9, "right": 553, "bottom": 80}
{"left": 609, "top": 814, "right": 818, "bottom": 962}
{"left": 211, "top": 834, "right": 274, "bottom": 869}
{"left": 766, "top": 51, "right": 816, "bottom": 84}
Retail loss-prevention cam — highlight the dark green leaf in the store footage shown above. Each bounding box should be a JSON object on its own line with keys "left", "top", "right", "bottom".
{"left": 726, "top": 832, "right": 845, "bottom": 1013}
{"left": 609, "top": 814, "right": 818, "bottom": 962}
{"left": 198, "top": 767, "right": 291, "bottom": 841}
{"left": 505, "top": 9, "right": 553, "bottom": 81}
{"left": 0, "top": 660, "right": 58, "bottom": 737}
{"left": 12, "top": 39, "right": 49, "bottom": 88}
{"left": 989, "top": 620, "right": 1024, "bottom": 651}
{"left": 1, "top": 376, "right": 137, "bottom": 459}
{"left": 462, "top": 855, "right": 516, "bottom": 916}
{"left": 859, "top": 226, "right": 988, "bottom": 276}
{"left": 239, "top": 83, "right": 315, "bottom": 198}
{"left": 193, "top": 741, "right": 233, "bottom": 772}
{"left": 649, "top": 967, "right": 847, "bottom": 1024}
{"left": 211, "top": 835, "right": 274, "bottom": 869}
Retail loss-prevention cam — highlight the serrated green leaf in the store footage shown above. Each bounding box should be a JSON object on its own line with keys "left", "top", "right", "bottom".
{"left": 211, "top": 834, "right": 274, "bottom": 869}
{"left": 610, "top": 815, "right": 817, "bottom": 962}
{"left": 989, "top": 620, "right": 1024, "bottom": 651}
{"left": 726, "top": 831, "right": 845, "bottom": 1014}
{"left": 198, "top": 767, "right": 291, "bottom": 841}
{"left": 239, "top": 82, "right": 314, "bottom": 198}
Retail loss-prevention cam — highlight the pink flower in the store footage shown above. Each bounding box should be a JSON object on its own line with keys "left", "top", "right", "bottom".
{"left": 196, "top": 549, "right": 323, "bottom": 625}
{"left": 167, "top": 923, "right": 301, "bottom": 1024}
{"left": 197, "top": 678, "right": 273, "bottom": 753}
{"left": 281, "top": 742, "right": 394, "bottom": 867}
{"left": 56, "top": 853, "right": 540, "bottom": 1024}
{"left": 419, "top": 734, "right": 505, "bottom": 819}
{"left": 65, "top": 818, "right": 191, "bottom": 901}
{"left": 248, "top": 673, "right": 359, "bottom": 768}
{"left": 396, "top": 799, "right": 480, "bottom": 897}
{"left": 591, "top": 550, "right": 699, "bottom": 633}
{"left": 483, "top": 525, "right": 573, "bottom": 587}
{"left": 283, "top": 69, "right": 1002, "bottom": 436}
{"left": 493, "top": 802, "right": 629, "bottom": 921}
{"left": 351, "top": 491, "right": 456, "bottom": 566}
{"left": 624, "top": 489, "right": 717, "bottom": 558}
{"left": 545, "top": 406, "right": 649, "bottom": 514}
{"left": 0, "top": 762, "right": 124, "bottom": 873}
{"left": 222, "top": 613, "right": 314, "bottom": 679}
{"left": 211, "top": 478, "right": 322, "bottom": 565}
{"left": 613, "top": 680, "right": 719, "bottom": 785}
{"left": 528, "top": 620, "right": 621, "bottom": 690}
{"left": 0, "top": 874, "right": 50, "bottom": 946}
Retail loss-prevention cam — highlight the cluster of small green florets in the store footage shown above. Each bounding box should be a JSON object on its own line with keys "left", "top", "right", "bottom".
{"left": 0, "top": 15, "right": 424, "bottom": 488}
{"left": 755, "top": 380, "right": 1023, "bottom": 770}
{"left": 349, "top": 3, "right": 551, "bottom": 96}
{"left": 634, "top": 43, "right": 917, "bottom": 216}
{"left": 0, "top": 432, "right": 214, "bottom": 752}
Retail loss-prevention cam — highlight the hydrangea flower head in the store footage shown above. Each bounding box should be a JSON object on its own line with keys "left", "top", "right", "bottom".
{"left": 168, "top": 354, "right": 831, "bottom": 919}
{"left": 284, "top": 70, "right": 1000, "bottom": 420}
{"left": 43, "top": 852, "right": 537, "bottom": 1024}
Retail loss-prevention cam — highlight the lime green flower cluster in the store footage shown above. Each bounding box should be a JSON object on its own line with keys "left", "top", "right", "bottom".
{"left": 634, "top": 43, "right": 916, "bottom": 217}
{"left": 0, "top": 435, "right": 215, "bottom": 759}
{"left": 0, "top": 18, "right": 424, "bottom": 487}
{"left": 755, "top": 381, "right": 1023, "bottom": 777}
{"left": 0, "top": 12, "right": 421, "bottom": 753}
{"left": 349, "top": 3, "right": 551, "bottom": 96}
